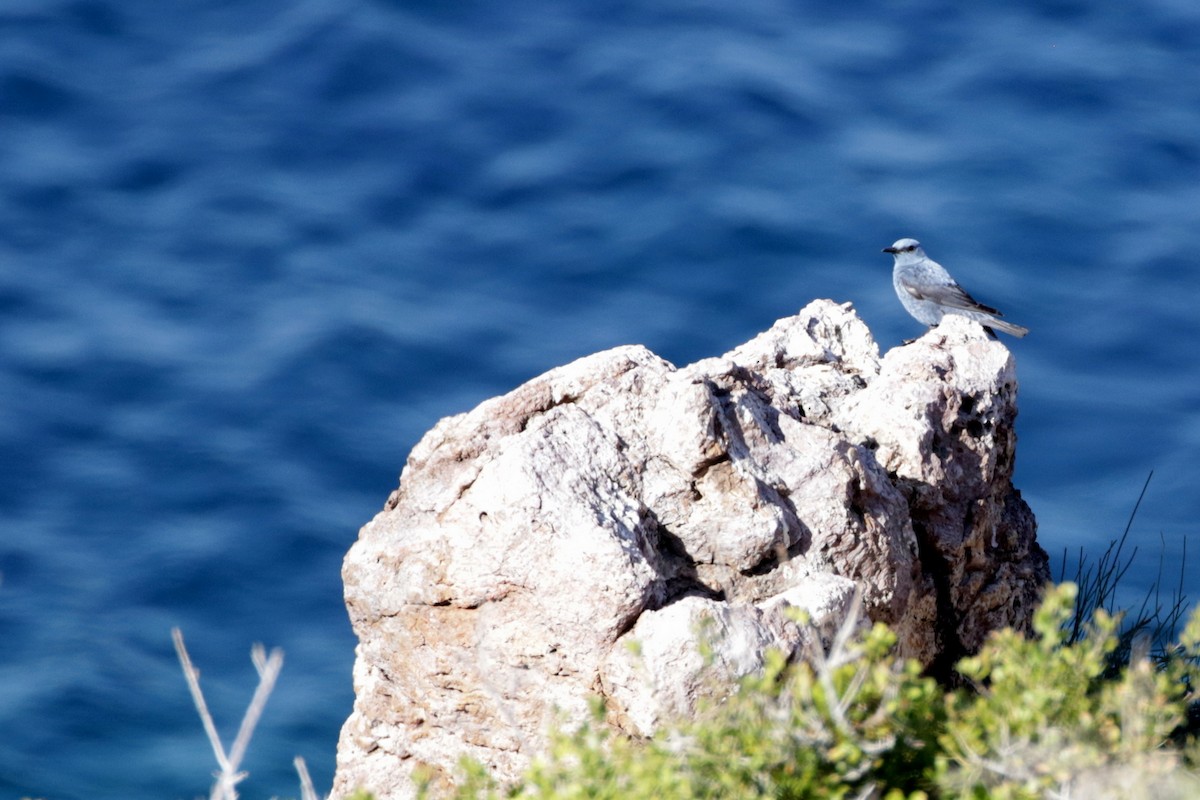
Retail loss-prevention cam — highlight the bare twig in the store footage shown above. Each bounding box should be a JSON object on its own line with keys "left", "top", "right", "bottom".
{"left": 227, "top": 642, "right": 284, "bottom": 774}
{"left": 295, "top": 755, "right": 320, "bottom": 800}
{"left": 172, "top": 628, "right": 284, "bottom": 800}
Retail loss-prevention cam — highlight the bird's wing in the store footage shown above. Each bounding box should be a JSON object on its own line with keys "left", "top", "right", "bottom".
{"left": 904, "top": 281, "right": 1002, "bottom": 316}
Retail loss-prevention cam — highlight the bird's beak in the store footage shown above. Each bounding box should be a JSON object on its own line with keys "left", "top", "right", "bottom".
{"left": 882, "top": 246, "right": 898, "bottom": 254}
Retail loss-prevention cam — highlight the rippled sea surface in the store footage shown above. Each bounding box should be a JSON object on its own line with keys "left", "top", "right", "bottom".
{"left": 2, "top": 1, "right": 1199, "bottom": 797}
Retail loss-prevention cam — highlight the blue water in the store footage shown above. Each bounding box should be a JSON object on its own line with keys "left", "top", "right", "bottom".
{"left": 2, "top": 1, "right": 1199, "bottom": 797}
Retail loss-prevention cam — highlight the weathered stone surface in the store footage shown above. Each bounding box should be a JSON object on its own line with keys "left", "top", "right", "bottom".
{"left": 599, "top": 595, "right": 791, "bottom": 738}
{"left": 831, "top": 314, "right": 1047, "bottom": 669}
{"left": 331, "top": 300, "right": 1048, "bottom": 799}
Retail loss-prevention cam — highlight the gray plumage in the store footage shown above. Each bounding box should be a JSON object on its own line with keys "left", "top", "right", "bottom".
{"left": 882, "top": 238, "right": 1028, "bottom": 338}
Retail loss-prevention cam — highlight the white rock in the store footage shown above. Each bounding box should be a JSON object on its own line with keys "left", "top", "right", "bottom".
{"left": 599, "top": 596, "right": 781, "bottom": 737}
{"left": 331, "top": 301, "right": 1048, "bottom": 799}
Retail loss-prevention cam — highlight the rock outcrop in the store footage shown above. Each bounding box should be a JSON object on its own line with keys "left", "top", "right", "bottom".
{"left": 331, "top": 300, "right": 1049, "bottom": 799}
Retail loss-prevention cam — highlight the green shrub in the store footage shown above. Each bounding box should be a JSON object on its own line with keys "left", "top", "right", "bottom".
{"left": 939, "top": 583, "right": 1200, "bottom": 799}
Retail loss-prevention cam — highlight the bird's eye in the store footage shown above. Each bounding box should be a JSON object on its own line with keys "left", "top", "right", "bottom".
{"left": 904, "top": 245, "right": 916, "bottom": 252}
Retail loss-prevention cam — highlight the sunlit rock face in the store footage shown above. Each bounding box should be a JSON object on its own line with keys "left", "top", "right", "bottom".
{"left": 332, "top": 301, "right": 1047, "bottom": 799}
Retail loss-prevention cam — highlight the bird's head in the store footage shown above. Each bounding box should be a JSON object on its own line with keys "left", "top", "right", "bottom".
{"left": 882, "top": 238, "right": 923, "bottom": 256}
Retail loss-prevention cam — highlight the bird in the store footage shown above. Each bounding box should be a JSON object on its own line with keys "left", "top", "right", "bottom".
{"left": 882, "top": 238, "right": 1028, "bottom": 339}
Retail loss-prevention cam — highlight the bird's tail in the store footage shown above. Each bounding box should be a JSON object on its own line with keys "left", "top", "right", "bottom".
{"left": 987, "top": 317, "right": 1029, "bottom": 338}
